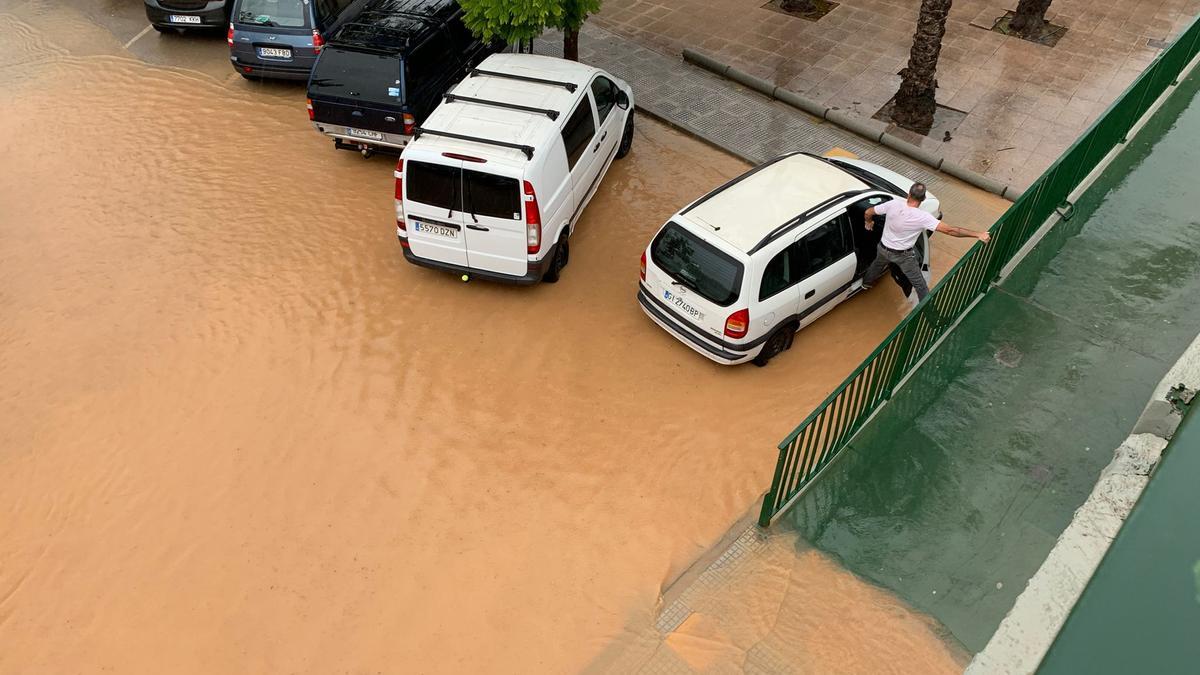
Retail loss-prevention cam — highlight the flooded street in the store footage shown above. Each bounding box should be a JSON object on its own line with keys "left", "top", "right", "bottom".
{"left": 1, "top": 3, "right": 973, "bottom": 672}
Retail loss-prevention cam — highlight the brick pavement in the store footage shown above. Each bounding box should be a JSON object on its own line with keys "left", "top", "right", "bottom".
{"left": 592, "top": 0, "right": 1200, "bottom": 190}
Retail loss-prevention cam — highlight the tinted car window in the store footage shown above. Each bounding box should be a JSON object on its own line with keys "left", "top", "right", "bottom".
{"left": 798, "top": 215, "right": 853, "bottom": 278}
{"left": 464, "top": 170, "right": 520, "bottom": 220}
{"left": 236, "top": 0, "right": 308, "bottom": 28}
{"left": 406, "top": 28, "right": 455, "bottom": 88}
{"left": 446, "top": 15, "right": 479, "bottom": 53}
{"left": 591, "top": 76, "right": 619, "bottom": 125}
{"left": 407, "top": 162, "right": 460, "bottom": 211}
{"left": 313, "top": 0, "right": 354, "bottom": 27}
{"left": 760, "top": 245, "right": 799, "bottom": 301}
{"left": 651, "top": 222, "right": 744, "bottom": 307}
{"left": 560, "top": 98, "right": 595, "bottom": 171}
{"left": 308, "top": 48, "right": 401, "bottom": 104}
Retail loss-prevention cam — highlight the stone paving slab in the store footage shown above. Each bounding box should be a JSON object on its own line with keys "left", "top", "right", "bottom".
{"left": 535, "top": 24, "right": 1012, "bottom": 232}
{"left": 594, "top": 0, "right": 1200, "bottom": 191}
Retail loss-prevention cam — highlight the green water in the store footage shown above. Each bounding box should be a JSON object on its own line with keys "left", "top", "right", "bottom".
{"left": 1037, "top": 404, "right": 1200, "bottom": 673}
{"left": 780, "top": 69, "right": 1200, "bottom": 652}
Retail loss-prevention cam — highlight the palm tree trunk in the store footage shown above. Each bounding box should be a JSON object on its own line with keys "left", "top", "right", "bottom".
{"left": 564, "top": 28, "right": 580, "bottom": 61}
{"left": 1009, "top": 0, "right": 1053, "bottom": 37}
{"left": 891, "top": 0, "right": 951, "bottom": 134}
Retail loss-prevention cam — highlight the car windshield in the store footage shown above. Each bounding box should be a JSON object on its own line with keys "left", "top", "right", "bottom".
{"left": 236, "top": 0, "right": 308, "bottom": 28}
{"left": 308, "top": 48, "right": 402, "bottom": 104}
{"left": 651, "top": 222, "right": 744, "bottom": 307}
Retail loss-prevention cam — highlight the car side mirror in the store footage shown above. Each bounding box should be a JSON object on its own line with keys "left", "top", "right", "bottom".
{"left": 617, "top": 90, "right": 630, "bottom": 110}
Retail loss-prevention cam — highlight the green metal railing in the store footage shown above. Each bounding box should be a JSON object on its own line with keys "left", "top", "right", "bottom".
{"left": 758, "top": 14, "right": 1200, "bottom": 527}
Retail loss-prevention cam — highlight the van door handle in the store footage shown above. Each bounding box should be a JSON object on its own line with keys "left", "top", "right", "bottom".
{"left": 804, "top": 289, "right": 815, "bottom": 299}
{"left": 466, "top": 224, "right": 489, "bottom": 231}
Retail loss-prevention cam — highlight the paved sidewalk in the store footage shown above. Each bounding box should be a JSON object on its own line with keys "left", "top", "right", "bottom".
{"left": 593, "top": 0, "right": 1200, "bottom": 190}
{"left": 536, "top": 24, "right": 1010, "bottom": 232}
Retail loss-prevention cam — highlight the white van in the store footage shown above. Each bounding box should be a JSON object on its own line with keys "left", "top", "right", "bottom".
{"left": 638, "top": 152, "right": 940, "bottom": 366}
{"left": 395, "top": 53, "right": 634, "bottom": 283}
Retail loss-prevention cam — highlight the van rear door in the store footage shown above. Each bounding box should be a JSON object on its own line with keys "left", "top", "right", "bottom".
{"left": 645, "top": 221, "right": 746, "bottom": 342}
{"left": 461, "top": 167, "right": 528, "bottom": 277}
{"left": 404, "top": 158, "right": 467, "bottom": 267}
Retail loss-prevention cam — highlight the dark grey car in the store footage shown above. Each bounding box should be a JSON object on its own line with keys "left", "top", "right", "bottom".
{"left": 228, "top": 0, "right": 357, "bottom": 80}
{"left": 144, "top": 1, "right": 231, "bottom": 32}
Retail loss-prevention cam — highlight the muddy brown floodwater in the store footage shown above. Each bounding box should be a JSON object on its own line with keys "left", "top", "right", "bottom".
{"left": 0, "top": 8, "right": 969, "bottom": 674}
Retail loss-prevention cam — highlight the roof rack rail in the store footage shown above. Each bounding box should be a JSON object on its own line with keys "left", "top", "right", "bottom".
{"left": 413, "top": 127, "right": 535, "bottom": 160}
{"left": 746, "top": 189, "right": 868, "bottom": 255}
{"left": 443, "top": 93, "right": 559, "bottom": 121}
{"left": 470, "top": 68, "right": 577, "bottom": 93}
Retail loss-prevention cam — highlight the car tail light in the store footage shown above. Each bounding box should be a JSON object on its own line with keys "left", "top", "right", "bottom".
{"left": 394, "top": 158, "right": 406, "bottom": 230}
{"left": 305, "top": 98, "right": 314, "bottom": 121}
{"left": 724, "top": 308, "right": 750, "bottom": 339}
{"left": 227, "top": 23, "right": 234, "bottom": 46}
{"left": 312, "top": 30, "right": 324, "bottom": 53}
{"left": 524, "top": 180, "right": 541, "bottom": 254}
{"left": 639, "top": 251, "right": 646, "bottom": 281}
{"left": 402, "top": 113, "right": 416, "bottom": 136}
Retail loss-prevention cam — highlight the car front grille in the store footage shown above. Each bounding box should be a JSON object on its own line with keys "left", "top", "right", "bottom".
{"left": 159, "top": 0, "right": 209, "bottom": 10}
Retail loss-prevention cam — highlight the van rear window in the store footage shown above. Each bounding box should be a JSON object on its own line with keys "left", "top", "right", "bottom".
{"left": 651, "top": 222, "right": 744, "bottom": 307}
{"left": 236, "top": 0, "right": 308, "bottom": 28}
{"left": 407, "top": 161, "right": 459, "bottom": 211}
{"left": 464, "top": 170, "right": 520, "bottom": 220}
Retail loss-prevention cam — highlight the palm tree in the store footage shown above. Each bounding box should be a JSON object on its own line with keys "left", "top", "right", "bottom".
{"left": 890, "top": 0, "right": 952, "bottom": 134}
{"left": 1009, "top": 0, "right": 1053, "bottom": 38}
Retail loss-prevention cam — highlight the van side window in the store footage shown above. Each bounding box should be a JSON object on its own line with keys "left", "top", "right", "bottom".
{"left": 759, "top": 245, "right": 799, "bottom": 301}
{"left": 798, "top": 214, "right": 853, "bottom": 279}
{"left": 591, "top": 76, "right": 619, "bottom": 125}
{"left": 560, "top": 98, "right": 596, "bottom": 171}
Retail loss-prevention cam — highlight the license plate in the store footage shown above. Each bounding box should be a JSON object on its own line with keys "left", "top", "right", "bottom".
{"left": 169, "top": 14, "right": 202, "bottom": 24}
{"left": 413, "top": 221, "right": 458, "bottom": 239}
{"left": 257, "top": 47, "right": 292, "bottom": 58}
{"left": 347, "top": 127, "right": 383, "bottom": 141}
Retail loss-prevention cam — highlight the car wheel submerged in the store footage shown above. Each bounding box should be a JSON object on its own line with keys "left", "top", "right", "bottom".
{"left": 542, "top": 232, "right": 569, "bottom": 283}
{"left": 753, "top": 325, "right": 794, "bottom": 367}
{"left": 616, "top": 114, "right": 634, "bottom": 159}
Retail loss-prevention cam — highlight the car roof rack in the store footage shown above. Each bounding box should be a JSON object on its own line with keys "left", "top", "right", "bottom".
{"left": 469, "top": 68, "right": 577, "bottom": 93}
{"left": 746, "top": 189, "right": 868, "bottom": 255}
{"left": 443, "top": 93, "right": 559, "bottom": 121}
{"left": 413, "top": 127, "right": 535, "bottom": 159}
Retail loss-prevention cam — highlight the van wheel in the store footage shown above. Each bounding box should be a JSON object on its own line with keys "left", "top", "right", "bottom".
{"left": 542, "top": 232, "right": 569, "bottom": 283}
{"left": 616, "top": 114, "right": 634, "bottom": 159}
{"left": 753, "top": 325, "right": 794, "bottom": 367}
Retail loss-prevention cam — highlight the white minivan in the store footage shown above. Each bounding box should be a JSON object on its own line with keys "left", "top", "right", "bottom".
{"left": 395, "top": 53, "right": 634, "bottom": 283}
{"left": 638, "top": 152, "right": 940, "bottom": 366}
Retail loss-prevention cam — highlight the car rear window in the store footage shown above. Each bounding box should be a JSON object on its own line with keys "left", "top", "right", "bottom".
{"left": 464, "top": 170, "right": 521, "bottom": 220}
{"left": 235, "top": 0, "right": 309, "bottom": 28}
{"left": 651, "top": 222, "right": 744, "bottom": 307}
{"left": 308, "top": 48, "right": 401, "bottom": 103}
{"left": 406, "top": 161, "right": 459, "bottom": 211}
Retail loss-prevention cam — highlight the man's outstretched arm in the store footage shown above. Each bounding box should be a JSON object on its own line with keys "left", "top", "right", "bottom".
{"left": 935, "top": 222, "right": 991, "bottom": 243}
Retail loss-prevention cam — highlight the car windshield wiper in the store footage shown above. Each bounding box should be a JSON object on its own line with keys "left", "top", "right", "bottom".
{"left": 670, "top": 270, "right": 700, "bottom": 293}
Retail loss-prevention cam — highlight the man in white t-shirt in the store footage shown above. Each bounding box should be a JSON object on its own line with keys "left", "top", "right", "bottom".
{"left": 861, "top": 183, "right": 991, "bottom": 300}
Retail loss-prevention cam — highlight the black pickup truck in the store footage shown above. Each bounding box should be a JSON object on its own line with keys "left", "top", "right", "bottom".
{"left": 305, "top": 0, "right": 499, "bottom": 156}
